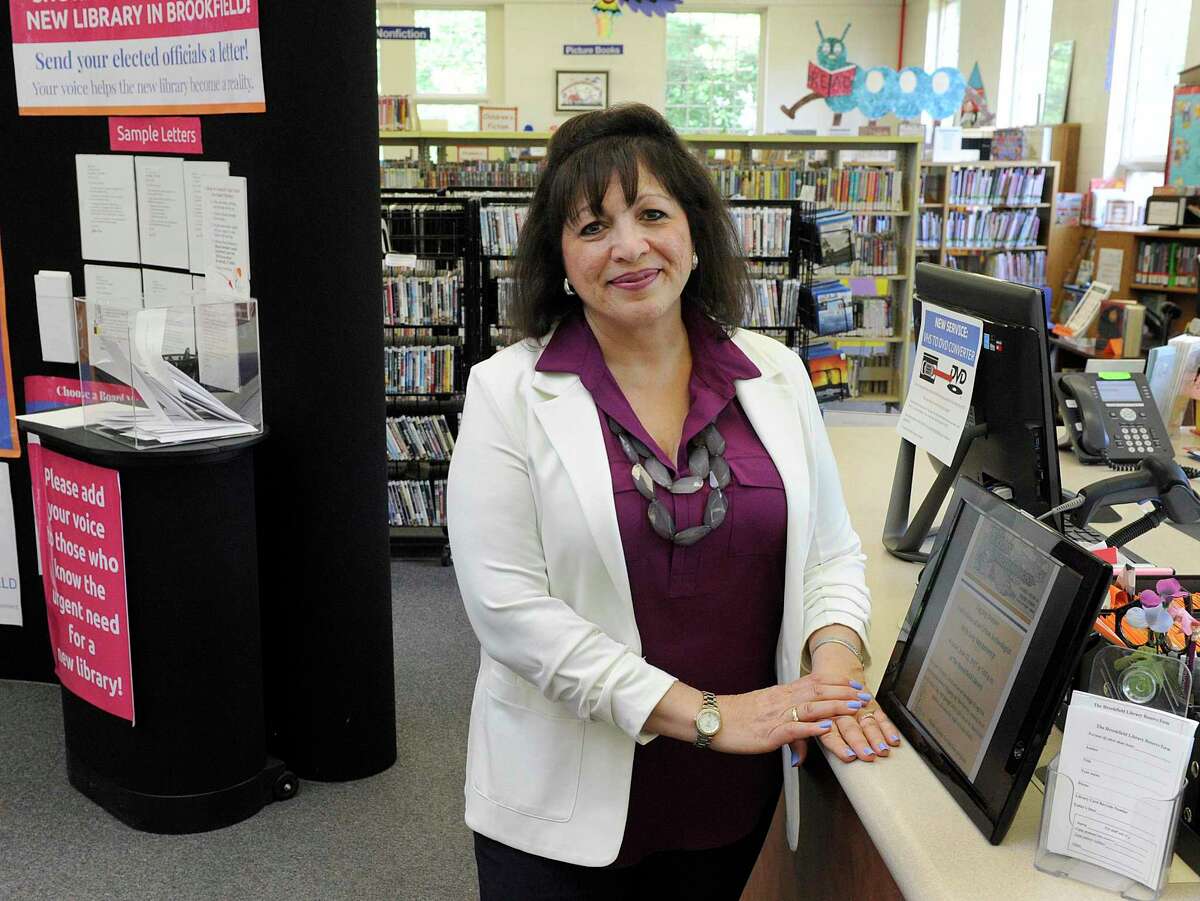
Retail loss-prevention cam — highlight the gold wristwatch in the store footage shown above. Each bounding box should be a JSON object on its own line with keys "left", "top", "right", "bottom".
{"left": 693, "top": 691, "right": 722, "bottom": 749}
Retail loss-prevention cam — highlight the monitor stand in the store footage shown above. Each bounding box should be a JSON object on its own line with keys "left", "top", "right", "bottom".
{"left": 883, "top": 425, "right": 987, "bottom": 564}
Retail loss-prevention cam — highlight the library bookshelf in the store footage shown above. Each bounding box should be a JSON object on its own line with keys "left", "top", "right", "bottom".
{"left": 917, "top": 160, "right": 1061, "bottom": 300}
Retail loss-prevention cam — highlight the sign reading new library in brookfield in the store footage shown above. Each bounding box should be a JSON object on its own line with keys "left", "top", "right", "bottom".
{"left": 8, "top": 0, "right": 266, "bottom": 116}
{"left": 29, "top": 439, "right": 134, "bottom": 723}
{"left": 377, "top": 26, "right": 430, "bottom": 40}
{"left": 564, "top": 44, "right": 623, "bottom": 55}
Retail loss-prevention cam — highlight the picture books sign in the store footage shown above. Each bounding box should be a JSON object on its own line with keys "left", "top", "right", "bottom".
{"left": 9, "top": 0, "right": 266, "bottom": 116}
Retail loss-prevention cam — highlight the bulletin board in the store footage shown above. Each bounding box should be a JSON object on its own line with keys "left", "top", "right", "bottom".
{"left": 1166, "top": 85, "right": 1200, "bottom": 189}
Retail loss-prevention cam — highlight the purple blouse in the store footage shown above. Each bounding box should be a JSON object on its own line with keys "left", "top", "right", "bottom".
{"left": 535, "top": 310, "right": 788, "bottom": 866}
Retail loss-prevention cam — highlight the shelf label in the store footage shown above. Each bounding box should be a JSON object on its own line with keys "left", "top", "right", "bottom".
{"left": 564, "top": 44, "right": 623, "bottom": 55}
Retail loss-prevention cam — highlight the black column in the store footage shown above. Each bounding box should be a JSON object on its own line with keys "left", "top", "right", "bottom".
{"left": 0, "top": 2, "right": 396, "bottom": 780}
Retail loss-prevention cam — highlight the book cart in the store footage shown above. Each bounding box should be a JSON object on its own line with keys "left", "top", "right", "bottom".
{"left": 378, "top": 132, "right": 923, "bottom": 556}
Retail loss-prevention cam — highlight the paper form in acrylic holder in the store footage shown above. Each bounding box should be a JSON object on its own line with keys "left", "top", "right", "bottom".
{"left": 0, "top": 464, "right": 22, "bottom": 627}
{"left": 1046, "top": 691, "right": 1197, "bottom": 889}
{"left": 76, "top": 155, "right": 140, "bottom": 265}
{"left": 201, "top": 176, "right": 250, "bottom": 297}
{"left": 897, "top": 302, "right": 983, "bottom": 467}
{"left": 28, "top": 444, "right": 134, "bottom": 723}
{"left": 141, "top": 268, "right": 197, "bottom": 356}
{"left": 183, "top": 161, "right": 229, "bottom": 274}
{"left": 34, "top": 271, "right": 78, "bottom": 364}
{"left": 134, "top": 156, "right": 190, "bottom": 270}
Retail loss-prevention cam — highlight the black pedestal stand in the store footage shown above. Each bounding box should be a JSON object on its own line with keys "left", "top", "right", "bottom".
{"left": 19, "top": 424, "right": 296, "bottom": 834}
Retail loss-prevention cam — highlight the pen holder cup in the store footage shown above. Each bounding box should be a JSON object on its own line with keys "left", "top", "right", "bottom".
{"left": 1035, "top": 755, "right": 1186, "bottom": 900}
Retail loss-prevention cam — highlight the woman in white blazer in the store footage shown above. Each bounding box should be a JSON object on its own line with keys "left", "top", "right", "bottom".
{"left": 447, "top": 104, "right": 900, "bottom": 900}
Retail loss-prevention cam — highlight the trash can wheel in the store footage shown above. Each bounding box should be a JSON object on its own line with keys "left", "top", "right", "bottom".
{"left": 273, "top": 772, "right": 299, "bottom": 801}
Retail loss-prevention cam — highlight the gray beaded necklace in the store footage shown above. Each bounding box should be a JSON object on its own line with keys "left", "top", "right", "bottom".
{"left": 606, "top": 414, "right": 730, "bottom": 547}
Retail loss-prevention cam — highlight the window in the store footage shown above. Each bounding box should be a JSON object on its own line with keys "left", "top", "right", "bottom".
{"left": 996, "top": 0, "right": 1054, "bottom": 128}
{"left": 415, "top": 9, "right": 487, "bottom": 98}
{"left": 666, "top": 12, "right": 761, "bottom": 134}
{"left": 924, "top": 0, "right": 960, "bottom": 72}
{"left": 416, "top": 103, "right": 481, "bottom": 132}
{"left": 1107, "top": 0, "right": 1190, "bottom": 173}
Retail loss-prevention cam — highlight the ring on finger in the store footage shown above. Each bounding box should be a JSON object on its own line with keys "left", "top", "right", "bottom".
{"left": 790, "top": 706, "right": 800, "bottom": 722}
{"left": 858, "top": 712, "right": 877, "bottom": 722}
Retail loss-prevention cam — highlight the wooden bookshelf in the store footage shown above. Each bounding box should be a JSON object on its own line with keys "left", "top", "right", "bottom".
{"left": 917, "top": 161, "right": 1061, "bottom": 295}
{"left": 1083, "top": 228, "right": 1200, "bottom": 335}
{"left": 380, "top": 130, "right": 922, "bottom": 407}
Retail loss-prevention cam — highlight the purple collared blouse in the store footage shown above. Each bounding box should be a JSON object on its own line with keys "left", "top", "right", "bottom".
{"left": 534, "top": 310, "right": 788, "bottom": 866}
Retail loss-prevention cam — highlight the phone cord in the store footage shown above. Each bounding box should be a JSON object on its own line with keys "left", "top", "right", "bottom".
{"left": 1105, "top": 506, "right": 1168, "bottom": 549}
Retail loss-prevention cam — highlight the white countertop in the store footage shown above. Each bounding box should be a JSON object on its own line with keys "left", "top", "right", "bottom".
{"left": 825, "top": 422, "right": 1200, "bottom": 900}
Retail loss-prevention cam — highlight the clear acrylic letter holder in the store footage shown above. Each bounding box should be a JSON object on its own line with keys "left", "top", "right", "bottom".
{"left": 1034, "top": 647, "right": 1191, "bottom": 900}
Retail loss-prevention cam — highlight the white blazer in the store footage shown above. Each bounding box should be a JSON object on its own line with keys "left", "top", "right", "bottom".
{"left": 447, "top": 324, "right": 871, "bottom": 866}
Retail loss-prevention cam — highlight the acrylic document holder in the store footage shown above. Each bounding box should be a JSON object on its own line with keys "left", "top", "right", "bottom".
{"left": 75, "top": 294, "right": 263, "bottom": 448}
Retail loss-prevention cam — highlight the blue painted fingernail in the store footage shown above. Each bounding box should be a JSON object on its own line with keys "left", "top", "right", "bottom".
{"left": 818, "top": 720, "right": 832, "bottom": 729}
{"left": 849, "top": 680, "right": 864, "bottom": 690}
{"left": 844, "top": 748, "right": 856, "bottom": 757}
{"left": 890, "top": 735, "right": 901, "bottom": 743}
{"left": 861, "top": 747, "right": 875, "bottom": 756}
{"left": 790, "top": 748, "right": 800, "bottom": 767}
{"left": 878, "top": 743, "right": 889, "bottom": 753}
{"left": 857, "top": 692, "right": 872, "bottom": 701}
{"left": 848, "top": 700, "right": 862, "bottom": 710}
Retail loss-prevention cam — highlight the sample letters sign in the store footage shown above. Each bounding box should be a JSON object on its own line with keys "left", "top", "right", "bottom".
{"left": 9, "top": 0, "right": 266, "bottom": 116}
{"left": 29, "top": 440, "right": 134, "bottom": 722}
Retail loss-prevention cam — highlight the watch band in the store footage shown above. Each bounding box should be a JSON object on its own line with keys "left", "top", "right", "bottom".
{"left": 694, "top": 691, "right": 719, "bottom": 750}
{"left": 809, "top": 636, "right": 865, "bottom": 666}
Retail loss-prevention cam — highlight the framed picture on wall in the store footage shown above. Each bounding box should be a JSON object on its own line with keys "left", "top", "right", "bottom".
{"left": 479, "top": 106, "right": 518, "bottom": 132}
{"left": 556, "top": 71, "right": 608, "bottom": 112}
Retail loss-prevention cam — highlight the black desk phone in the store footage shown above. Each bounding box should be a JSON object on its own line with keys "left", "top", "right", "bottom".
{"left": 1055, "top": 371, "right": 1174, "bottom": 465}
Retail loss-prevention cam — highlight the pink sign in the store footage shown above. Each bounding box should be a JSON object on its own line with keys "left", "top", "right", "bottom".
{"left": 29, "top": 441, "right": 134, "bottom": 723}
{"left": 24, "top": 376, "right": 138, "bottom": 413}
{"left": 109, "top": 117, "right": 203, "bottom": 154}
{"left": 9, "top": 0, "right": 265, "bottom": 116}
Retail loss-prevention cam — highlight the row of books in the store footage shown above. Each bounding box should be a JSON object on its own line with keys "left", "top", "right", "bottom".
{"left": 386, "top": 415, "right": 456, "bottom": 462}
{"left": 388, "top": 480, "right": 447, "bottom": 528}
{"left": 947, "top": 167, "right": 1048, "bottom": 206}
{"left": 383, "top": 274, "right": 461, "bottom": 325}
{"left": 985, "top": 250, "right": 1047, "bottom": 286}
{"left": 742, "top": 279, "right": 808, "bottom": 328}
{"left": 479, "top": 205, "right": 528, "bottom": 257}
{"left": 846, "top": 350, "right": 896, "bottom": 397}
{"left": 730, "top": 206, "right": 792, "bottom": 257}
{"left": 1135, "top": 241, "right": 1200, "bottom": 288}
{"left": 842, "top": 296, "right": 894, "bottom": 338}
{"left": 382, "top": 161, "right": 544, "bottom": 190}
{"left": 385, "top": 345, "right": 457, "bottom": 395}
{"left": 709, "top": 164, "right": 904, "bottom": 209}
{"left": 916, "top": 211, "right": 944, "bottom": 248}
{"left": 379, "top": 95, "right": 417, "bottom": 132}
{"left": 945, "top": 210, "right": 1041, "bottom": 249}
{"left": 823, "top": 233, "right": 899, "bottom": 275}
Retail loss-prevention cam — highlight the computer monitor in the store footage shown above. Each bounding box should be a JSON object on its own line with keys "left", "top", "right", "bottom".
{"left": 884, "top": 263, "right": 1063, "bottom": 562}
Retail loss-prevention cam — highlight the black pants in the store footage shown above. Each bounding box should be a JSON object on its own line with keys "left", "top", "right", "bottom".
{"left": 473, "top": 797, "right": 776, "bottom": 901}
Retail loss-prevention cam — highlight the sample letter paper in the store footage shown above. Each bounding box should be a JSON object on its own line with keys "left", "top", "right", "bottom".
{"left": 1047, "top": 691, "right": 1198, "bottom": 889}
{"left": 183, "top": 160, "right": 229, "bottom": 273}
{"left": 898, "top": 302, "right": 984, "bottom": 467}
{"left": 201, "top": 175, "right": 250, "bottom": 297}
{"left": 9, "top": 0, "right": 266, "bottom": 116}
{"left": 135, "top": 156, "right": 190, "bottom": 270}
{"left": 34, "top": 271, "right": 78, "bottom": 364}
{"left": 77, "top": 154, "right": 140, "bottom": 264}
{"left": 28, "top": 442, "right": 134, "bottom": 723}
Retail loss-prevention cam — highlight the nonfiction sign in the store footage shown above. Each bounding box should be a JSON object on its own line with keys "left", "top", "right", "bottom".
{"left": 9, "top": 0, "right": 266, "bottom": 115}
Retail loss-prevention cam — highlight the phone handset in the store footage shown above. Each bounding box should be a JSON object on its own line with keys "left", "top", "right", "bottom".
{"left": 1055, "top": 371, "right": 1173, "bottom": 466}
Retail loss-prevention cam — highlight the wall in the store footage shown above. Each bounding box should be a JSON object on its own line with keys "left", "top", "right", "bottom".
{"left": 956, "top": 0, "right": 1004, "bottom": 107}
{"left": 379, "top": 0, "right": 910, "bottom": 133}
{"left": 1048, "top": 0, "right": 1116, "bottom": 186}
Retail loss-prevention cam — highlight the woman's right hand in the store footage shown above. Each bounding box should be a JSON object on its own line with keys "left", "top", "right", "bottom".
{"left": 709, "top": 675, "right": 871, "bottom": 755}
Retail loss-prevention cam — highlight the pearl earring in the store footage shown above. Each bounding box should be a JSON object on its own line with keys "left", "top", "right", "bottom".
{"left": 563, "top": 278, "right": 576, "bottom": 296}
{"left": 691, "top": 252, "right": 699, "bottom": 270}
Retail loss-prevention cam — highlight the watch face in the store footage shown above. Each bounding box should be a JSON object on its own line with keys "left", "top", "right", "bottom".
{"left": 696, "top": 709, "right": 721, "bottom": 736}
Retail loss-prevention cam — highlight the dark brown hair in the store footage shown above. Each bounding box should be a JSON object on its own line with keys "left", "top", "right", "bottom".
{"left": 511, "top": 103, "right": 748, "bottom": 341}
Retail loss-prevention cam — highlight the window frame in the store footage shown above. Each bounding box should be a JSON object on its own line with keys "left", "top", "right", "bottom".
{"left": 664, "top": 9, "right": 765, "bottom": 135}
{"left": 995, "top": 0, "right": 1054, "bottom": 129}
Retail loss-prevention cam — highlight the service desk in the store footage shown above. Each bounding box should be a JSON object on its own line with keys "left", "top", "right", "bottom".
{"left": 775, "top": 426, "right": 1200, "bottom": 900}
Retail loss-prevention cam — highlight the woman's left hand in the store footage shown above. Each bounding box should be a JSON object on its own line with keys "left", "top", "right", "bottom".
{"left": 790, "top": 641, "right": 902, "bottom": 766}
